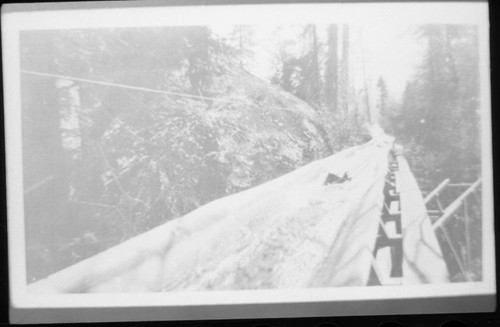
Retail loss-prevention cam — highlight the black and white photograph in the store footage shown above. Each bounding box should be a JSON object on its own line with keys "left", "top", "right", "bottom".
{"left": 2, "top": 1, "right": 494, "bottom": 324}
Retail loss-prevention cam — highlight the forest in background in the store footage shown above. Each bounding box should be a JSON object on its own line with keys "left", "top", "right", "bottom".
{"left": 20, "top": 24, "right": 482, "bottom": 283}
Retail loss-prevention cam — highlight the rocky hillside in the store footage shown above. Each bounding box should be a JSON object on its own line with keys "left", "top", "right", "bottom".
{"left": 23, "top": 65, "right": 333, "bottom": 282}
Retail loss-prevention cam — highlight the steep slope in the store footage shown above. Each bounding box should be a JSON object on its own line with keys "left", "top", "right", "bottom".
{"left": 23, "top": 67, "right": 333, "bottom": 282}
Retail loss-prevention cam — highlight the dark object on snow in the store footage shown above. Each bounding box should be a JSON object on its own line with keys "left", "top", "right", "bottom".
{"left": 324, "top": 172, "right": 351, "bottom": 185}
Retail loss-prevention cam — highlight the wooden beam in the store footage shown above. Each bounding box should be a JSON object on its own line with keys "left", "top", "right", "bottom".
{"left": 432, "top": 179, "right": 481, "bottom": 231}
{"left": 424, "top": 179, "right": 450, "bottom": 205}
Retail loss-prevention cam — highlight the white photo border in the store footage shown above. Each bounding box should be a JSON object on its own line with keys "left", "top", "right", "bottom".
{"left": 2, "top": 1, "right": 494, "bottom": 324}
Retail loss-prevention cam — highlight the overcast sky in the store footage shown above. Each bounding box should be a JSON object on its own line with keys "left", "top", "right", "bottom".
{"left": 213, "top": 23, "right": 424, "bottom": 103}
{"left": 353, "top": 23, "right": 424, "bottom": 101}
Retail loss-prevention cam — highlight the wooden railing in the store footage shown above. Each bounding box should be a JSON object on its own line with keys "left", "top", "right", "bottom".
{"left": 426, "top": 178, "right": 482, "bottom": 282}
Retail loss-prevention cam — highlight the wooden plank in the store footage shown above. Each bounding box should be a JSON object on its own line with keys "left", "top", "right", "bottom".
{"left": 424, "top": 179, "right": 450, "bottom": 205}
{"left": 372, "top": 248, "right": 402, "bottom": 285}
{"left": 397, "top": 156, "right": 449, "bottom": 284}
{"left": 433, "top": 179, "right": 481, "bottom": 230}
{"left": 308, "top": 136, "right": 393, "bottom": 287}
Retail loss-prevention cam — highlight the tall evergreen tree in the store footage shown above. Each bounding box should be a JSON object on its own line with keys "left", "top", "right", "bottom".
{"left": 230, "top": 25, "right": 254, "bottom": 69}
{"left": 340, "top": 25, "right": 350, "bottom": 113}
{"left": 187, "top": 26, "right": 212, "bottom": 96}
{"left": 376, "top": 77, "right": 388, "bottom": 117}
{"left": 21, "top": 31, "right": 71, "bottom": 280}
{"left": 395, "top": 25, "right": 480, "bottom": 182}
{"left": 272, "top": 25, "right": 322, "bottom": 109}
{"left": 325, "top": 24, "right": 338, "bottom": 113}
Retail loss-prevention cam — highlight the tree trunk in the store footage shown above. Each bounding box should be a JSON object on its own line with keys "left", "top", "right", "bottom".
{"left": 309, "top": 25, "right": 322, "bottom": 108}
{"left": 325, "top": 24, "right": 338, "bottom": 113}
{"left": 340, "top": 25, "right": 350, "bottom": 113}
{"left": 188, "top": 26, "right": 211, "bottom": 96}
{"left": 21, "top": 31, "right": 69, "bottom": 281}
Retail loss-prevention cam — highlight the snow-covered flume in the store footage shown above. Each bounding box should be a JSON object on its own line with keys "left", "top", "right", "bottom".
{"left": 28, "top": 125, "right": 448, "bottom": 293}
